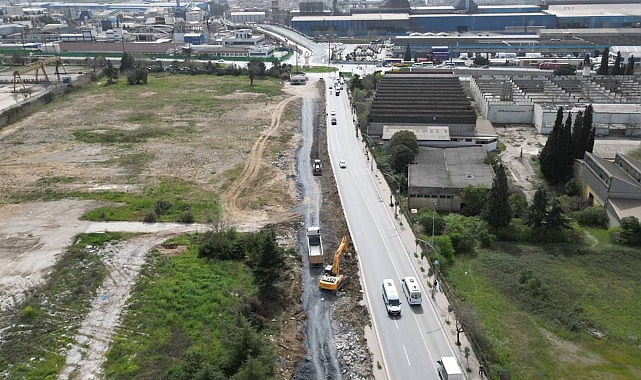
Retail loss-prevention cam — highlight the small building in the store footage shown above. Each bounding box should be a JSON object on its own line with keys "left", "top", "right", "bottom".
{"left": 248, "top": 44, "right": 274, "bottom": 58}
{"left": 221, "top": 29, "right": 265, "bottom": 46}
{"left": 407, "top": 146, "right": 495, "bottom": 212}
{"left": 581, "top": 152, "right": 641, "bottom": 226}
{"left": 229, "top": 11, "right": 266, "bottom": 24}
{"left": 184, "top": 32, "right": 205, "bottom": 45}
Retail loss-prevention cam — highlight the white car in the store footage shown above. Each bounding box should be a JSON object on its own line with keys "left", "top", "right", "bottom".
{"left": 339, "top": 160, "right": 347, "bottom": 168}
{"left": 330, "top": 110, "right": 336, "bottom": 116}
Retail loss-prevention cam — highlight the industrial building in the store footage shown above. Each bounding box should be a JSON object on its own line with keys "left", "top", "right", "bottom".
{"left": 407, "top": 146, "right": 495, "bottom": 212}
{"left": 290, "top": 1, "right": 641, "bottom": 36}
{"left": 581, "top": 152, "right": 641, "bottom": 226}
{"left": 469, "top": 72, "right": 641, "bottom": 135}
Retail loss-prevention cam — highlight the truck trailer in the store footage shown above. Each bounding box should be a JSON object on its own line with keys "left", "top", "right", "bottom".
{"left": 307, "top": 226, "right": 324, "bottom": 266}
{"left": 436, "top": 356, "right": 463, "bottom": 380}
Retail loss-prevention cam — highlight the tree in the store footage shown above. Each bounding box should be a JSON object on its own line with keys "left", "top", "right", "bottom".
{"left": 482, "top": 163, "right": 512, "bottom": 230}
{"left": 473, "top": 55, "right": 489, "bottom": 66}
{"left": 126, "top": 61, "right": 148, "bottom": 84}
{"left": 248, "top": 230, "right": 285, "bottom": 294}
{"left": 220, "top": 315, "right": 266, "bottom": 377}
{"left": 546, "top": 197, "right": 569, "bottom": 231}
{"left": 460, "top": 185, "right": 488, "bottom": 216}
{"left": 583, "top": 105, "right": 595, "bottom": 153}
{"left": 539, "top": 107, "right": 564, "bottom": 184}
{"left": 247, "top": 59, "right": 265, "bottom": 86}
{"left": 388, "top": 130, "right": 419, "bottom": 155}
{"left": 509, "top": 192, "right": 528, "bottom": 218}
{"left": 404, "top": 44, "right": 411, "bottom": 61}
{"left": 625, "top": 55, "right": 635, "bottom": 75}
{"left": 597, "top": 48, "right": 609, "bottom": 75}
{"left": 388, "top": 144, "right": 415, "bottom": 173}
{"left": 612, "top": 51, "right": 623, "bottom": 75}
{"left": 526, "top": 187, "right": 548, "bottom": 233}
{"left": 120, "top": 52, "right": 135, "bottom": 73}
{"left": 387, "top": 130, "right": 418, "bottom": 173}
{"left": 104, "top": 60, "right": 118, "bottom": 84}
{"left": 570, "top": 110, "right": 584, "bottom": 160}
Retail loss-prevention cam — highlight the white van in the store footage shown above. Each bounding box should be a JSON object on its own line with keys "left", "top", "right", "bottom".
{"left": 401, "top": 276, "right": 422, "bottom": 305}
{"left": 382, "top": 279, "right": 401, "bottom": 316}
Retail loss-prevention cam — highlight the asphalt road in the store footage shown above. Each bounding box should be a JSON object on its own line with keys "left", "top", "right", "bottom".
{"left": 326, "top": 84, "right": 459, "bottom": 379}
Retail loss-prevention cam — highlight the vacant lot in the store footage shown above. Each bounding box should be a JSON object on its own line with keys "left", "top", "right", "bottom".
{"left": 448, "top": 237, "right": 641, "bottom": 380}
{"left": 0, "top": 73, "right": 307, "bottom": 378}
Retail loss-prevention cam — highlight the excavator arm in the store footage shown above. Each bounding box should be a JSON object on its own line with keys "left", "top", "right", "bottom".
{"left": 331, "top": 236, "right": 348, "bottom": 275}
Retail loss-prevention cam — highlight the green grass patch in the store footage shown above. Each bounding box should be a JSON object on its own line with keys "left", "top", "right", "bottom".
{"left": 81, "top": 179, "right": 221, "bottom": 223}
{"left": 104, "top": 237, "right": 257, "bottom": 379}
{"left": 0, "top": 232, "right": 135, "bottom": 379}
{"left": 582, "top": 227, "right": 611, "bottom": 244}
{"left": 73, "top": 124, "right": 196, "bottom": 144}
{"left": 300, "top": 66, "right": 337, "bottom": 73}
{"left": 447, "top": 242, "right": 641, "bottom": 379}
{"left": 10, "top": 178, "right": 221, "bottom": 223}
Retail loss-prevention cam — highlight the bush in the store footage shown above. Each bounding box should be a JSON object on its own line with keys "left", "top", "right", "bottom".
{"left": 572, "top": 206, "right": 608, "bottom": 227}
{"left": 495, "top": 222, "right": 531, "bottom": 242}
{"left": 177, "top": 210, "right": 195, "bottom": 224}
{"left": 155, "top": 199, "right": 173, "bottom": 215}
{"left": 143, "top": 211, "right": 157, "bottom": 223}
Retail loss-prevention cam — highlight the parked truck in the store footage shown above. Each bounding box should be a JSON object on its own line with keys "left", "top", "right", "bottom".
{"left": 436, "top": 357, "right": 463, "bottom": 380}
{"left": 307, "top": 226, "right": 324, "bottom": 266}
{"left": 313, "top": 159, "right": 322, "bottom": 176}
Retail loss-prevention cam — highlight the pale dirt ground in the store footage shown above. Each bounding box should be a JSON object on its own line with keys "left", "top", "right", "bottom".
{"left": 494, "top": 125, "right": 640, "bottom": 201}
{"left": 0, "top": 78, "right": 313, "bottom": 378}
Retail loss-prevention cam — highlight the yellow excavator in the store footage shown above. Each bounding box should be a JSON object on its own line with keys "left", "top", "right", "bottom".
{"left": 319, "top": 236, "right": 349, "bottom": 291}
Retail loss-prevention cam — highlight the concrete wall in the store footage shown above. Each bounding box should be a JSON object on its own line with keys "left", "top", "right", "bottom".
{"left": 0, "top": 73, "right": 94, "bottom": 130}
{"left": 486, "top": 103, "right": 533, "bottom": 124}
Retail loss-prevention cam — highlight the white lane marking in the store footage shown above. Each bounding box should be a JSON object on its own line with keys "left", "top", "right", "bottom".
{"left": 403, "top": 345, "right": 411, "bottom": 367}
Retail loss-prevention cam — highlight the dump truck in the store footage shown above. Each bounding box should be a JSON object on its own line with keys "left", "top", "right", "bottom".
{"left": 307, "top": 226, "right": 324, "bottom": 266}
{"left": 313, "top": 159, "right": 322, "bottom": 176}
{"left": 319, "top": 236, "right": 348, "bottom": 291}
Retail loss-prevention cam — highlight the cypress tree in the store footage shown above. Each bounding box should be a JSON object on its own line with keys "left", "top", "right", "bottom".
{"left": 404, "top": 45, "right": 411, "bottom": 61}
{"left": 558, "top": 111, "right": 573, "bottom": 183}
{"left": 527, "top": 187, "right": 548, "bottom": 234}
{"left": 612, "top": 52, "right": 623, "bottom": 75}
{"left": 597, "top": 48, "right": 609, "bottom": 75}
{"left": 570, "top": 110, "right": 584, "bottom": 159}
{"left": 583, "top": 105, "right": 595, "bottom": 154}
{"left": 540, "top": 107, "right": 564, "bottom": 183}
{"left": 625, "top": 55, "right": 635, "bottom": 75}
{"left": 482, "top": 163, "right": 512, "bottom": 230}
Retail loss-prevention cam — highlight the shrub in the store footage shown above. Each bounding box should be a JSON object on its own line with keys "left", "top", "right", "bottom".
{"left": 155, "top": 199, "right": 173, "bottom": 215}
{"left": 495, "top": 223, "right": 531, "bottom": 242}
{"left": 571, "top": 206, "right": 608, "bottom": 227}
{"left": 177, "top": 210, "right": 195, "bottom": 224}
{"left": 143, "top": 211, "right": 157, "bottom": 223}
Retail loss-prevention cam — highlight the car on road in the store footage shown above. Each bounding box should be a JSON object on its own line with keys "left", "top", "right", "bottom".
{"left": 330, "top": 110, "right": 336, "bottom": 116}
{"left": 338, "top": 160, "right": 347, "bottom": 168}
{"left": 329, "top": 84, "right": 333, "bottom": 89}
{"left": 331, "top": 117, "right": 337, "bottom": 125}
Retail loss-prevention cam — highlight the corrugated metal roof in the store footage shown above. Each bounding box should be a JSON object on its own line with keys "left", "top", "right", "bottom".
{"left": 382, "top": 125, "right": 450, "bottom": 141}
